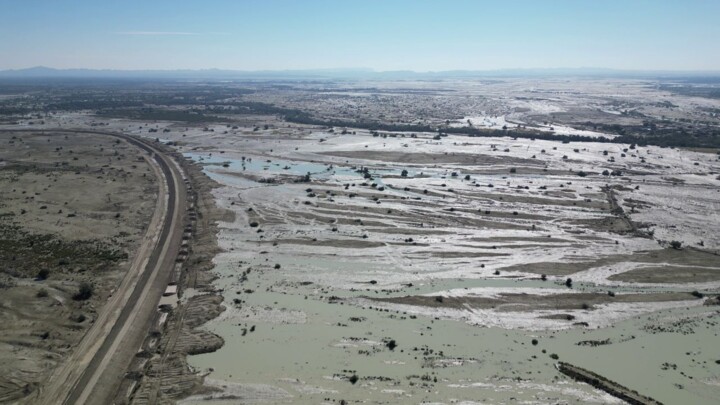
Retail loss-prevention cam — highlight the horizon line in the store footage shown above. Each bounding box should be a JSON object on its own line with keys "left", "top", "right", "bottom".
{"left": 2, "top": 66, "right": 720, "bottom": 74}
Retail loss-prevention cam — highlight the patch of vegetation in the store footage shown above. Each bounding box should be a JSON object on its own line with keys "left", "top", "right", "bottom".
{"left": 0, "top": 224, "right": 126, "bottom": 279}
{"left": 98, "top": 108, "right": 230, "bottom": 123}
{"left": 659, "top": 83, "right": 720, "bottom": 99}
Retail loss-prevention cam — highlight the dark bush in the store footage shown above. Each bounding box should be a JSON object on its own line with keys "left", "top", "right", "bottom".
{"left": 37, "top": 268, "right": 50, "bottom": 280}
{"left": 73, "top": 282, "right": 94, "bottom": 301}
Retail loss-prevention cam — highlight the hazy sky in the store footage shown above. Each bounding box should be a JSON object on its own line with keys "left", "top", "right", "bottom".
{"left": 1, "top": 0, "right": 719, "bottom": 71}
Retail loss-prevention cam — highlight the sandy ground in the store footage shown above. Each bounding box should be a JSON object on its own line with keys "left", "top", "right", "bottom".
{"left": 0, "top": 131, "right": 156, "bottom": 402}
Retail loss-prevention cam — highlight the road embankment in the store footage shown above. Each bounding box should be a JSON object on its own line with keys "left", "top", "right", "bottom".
{"left": 557, "top": 361, "right": 664, "bottom": 405}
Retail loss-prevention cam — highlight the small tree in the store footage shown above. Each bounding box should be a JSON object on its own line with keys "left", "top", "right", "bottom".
{"left": 37, "top": 268, "right": 50, "bottom": 280}
{"left": 670, "top": 240, "right": 682, "bottom": 249}
{"left": 74, "top": 282, "right": 94, "bottom": 301}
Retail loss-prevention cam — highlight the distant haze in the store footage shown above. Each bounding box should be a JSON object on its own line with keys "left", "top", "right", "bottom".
{"left": 1, "top": 0, "right": 719, "bottom": 72}
{"left": 2, "top": 67, "right": 720, "bottom": 81}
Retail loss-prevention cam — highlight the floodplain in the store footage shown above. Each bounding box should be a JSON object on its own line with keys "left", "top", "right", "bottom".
{"left": 141, "top": 90, "right": 720, "bottom": 404}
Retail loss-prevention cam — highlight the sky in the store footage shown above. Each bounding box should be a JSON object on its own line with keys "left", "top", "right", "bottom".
{"left": 1, "top": 0, "right": 719, "bottom": 72}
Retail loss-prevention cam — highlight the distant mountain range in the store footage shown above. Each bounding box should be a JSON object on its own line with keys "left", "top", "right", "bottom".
{"left": 1, "top": 66, "right": 719, "bottom": 80}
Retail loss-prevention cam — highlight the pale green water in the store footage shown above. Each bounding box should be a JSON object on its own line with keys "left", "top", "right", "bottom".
{"left": 189, "top": 253, "right": 720, "bottom": 404}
